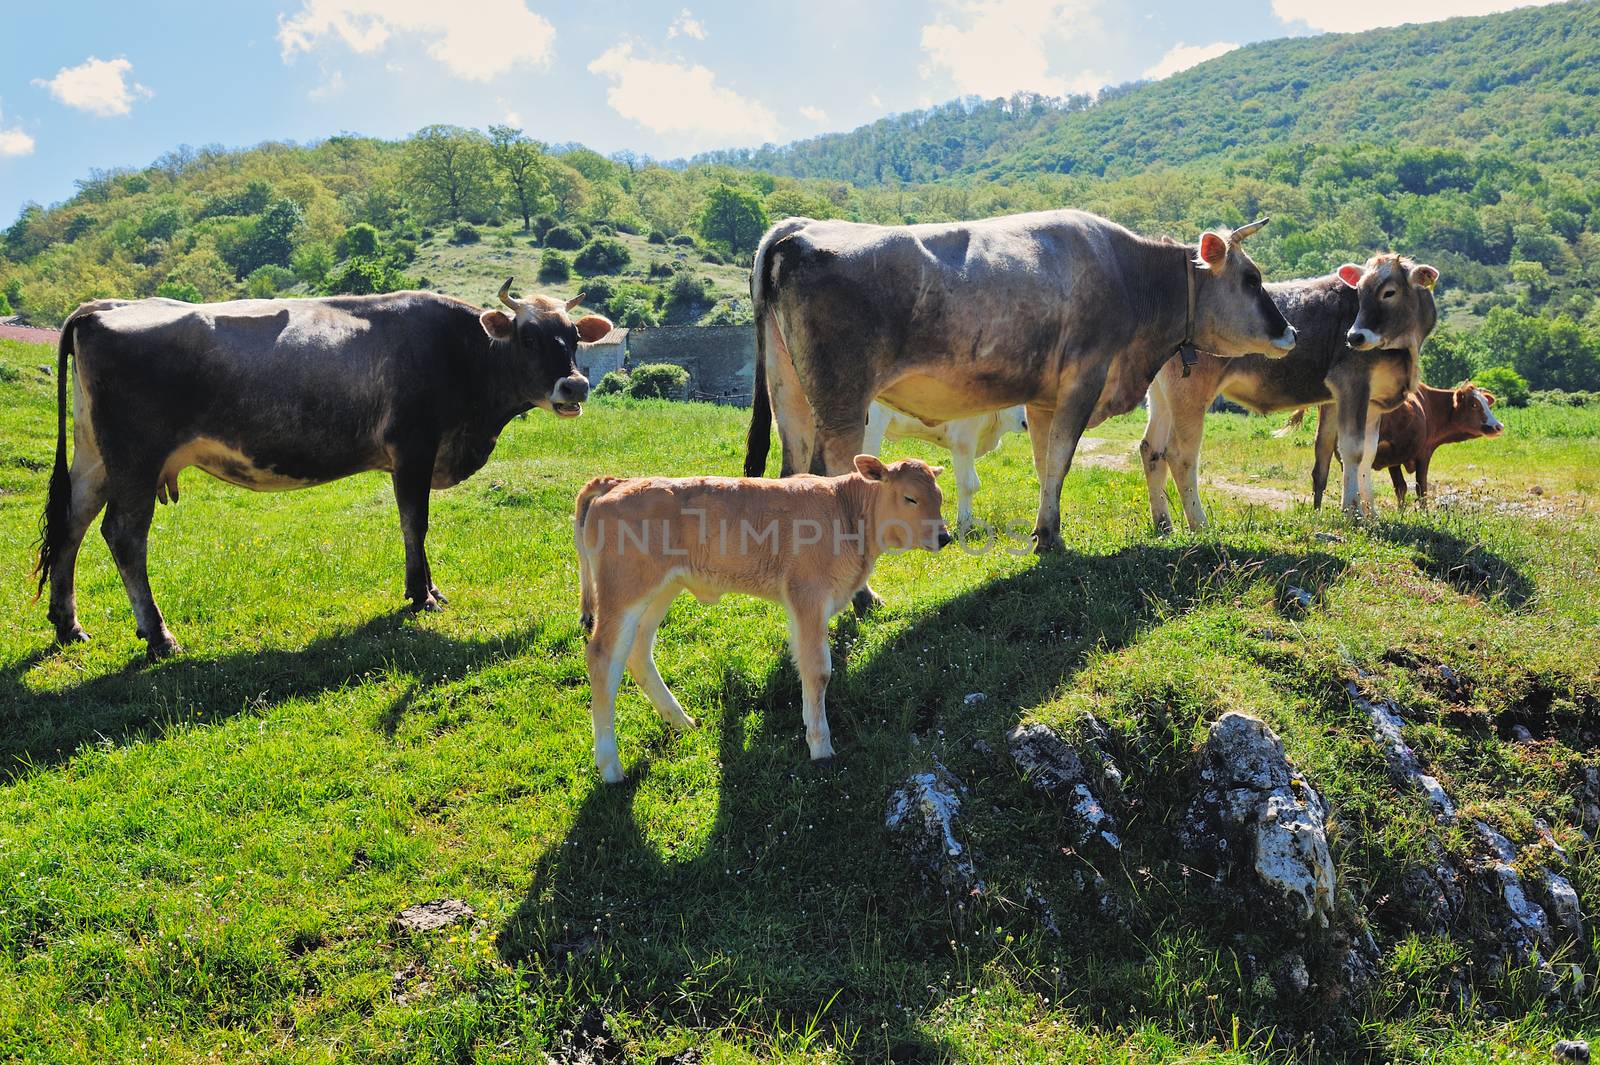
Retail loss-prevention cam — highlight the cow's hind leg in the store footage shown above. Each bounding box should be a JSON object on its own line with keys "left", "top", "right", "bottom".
{"left": 587, "top": 602, "right": 645, "bottom": 784}
{"left": 1140, "top": 383, "right": 1177, "bottom": 533}
{"left": 1311, "top": 404, "right": 1338, "bottom": 509}
{"left": 101, "top": 476, "right": 180, "bottom": 659}
{"left": 625, "top": 587, "right": 696, "bottom": 732}
{"left": 46, "top": 450, "right": 110, "bottom": 644}
{"left": 1390, "top": 466, "right": 1409, "bottom": 508}
{"left": 1032, "top": 364, "right": 1109, "bottom": 553}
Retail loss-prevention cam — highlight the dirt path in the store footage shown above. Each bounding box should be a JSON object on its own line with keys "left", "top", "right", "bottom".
{"left": 1077, "top": 437, "right": 1301, "bottom": 510}
{"left": 0, "top": 319, "right": 58, "bottom": 345}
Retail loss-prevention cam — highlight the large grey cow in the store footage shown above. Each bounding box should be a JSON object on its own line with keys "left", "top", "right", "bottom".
{"left": 742, "top": 211, "right": 1297, "bottom": 554}
{"left": 1140, "top": 255, "right": 1438, "bottom": 529}
{"left": 35, "top": 282, "right": 611, "bottom": 658}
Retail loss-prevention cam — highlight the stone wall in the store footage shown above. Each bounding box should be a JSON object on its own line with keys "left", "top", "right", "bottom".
{"left": 625, "top": 325, "right": 757, "bottom": 405}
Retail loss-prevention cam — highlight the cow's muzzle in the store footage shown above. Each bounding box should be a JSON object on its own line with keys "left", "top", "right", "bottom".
{"left": 551, "top": 374, "right": 589, "bottom": 417}
{"left": 1346, "top": 327, "right": 1380, "bottom": 351}
{"left": 1271, "top": 325, "right": 1297, "bottom": 353}
{"left": 935, "top": 528, "right": 953, "bottom": 550}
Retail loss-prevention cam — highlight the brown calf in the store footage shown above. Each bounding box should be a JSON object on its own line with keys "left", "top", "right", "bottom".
{"left": 1321, "top": 382, "right": 1503, "bottom": 506}
{"left": 575, "top": 456, "right": 951, "bottom": 783}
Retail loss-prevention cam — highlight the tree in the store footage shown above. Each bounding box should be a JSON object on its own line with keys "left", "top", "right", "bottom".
{"left": 489, "top": 125, "right": 551, "bottom": 232}
{"left": 1420, "top": 329, "right": 1478, "bottom": 386}
{"left": 545, "top": 162, "right": 591, "bottom": 220}
{"left": 231, "top": 199, "right": 303, "bottom": 278}
{"left": 403, "top": 125, "right": 497, "bottom": 223}
{"left": 696, "top": 183, "right": 768, "bottom": 258}
{"left": 1474, "top": 365, "right": 1529, "bottom": 407}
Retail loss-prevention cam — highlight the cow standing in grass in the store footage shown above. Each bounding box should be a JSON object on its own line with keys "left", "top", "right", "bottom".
{"left": 1330, "top": 382, "right": 1503, "bottom": 507}
{"left": 1140, "top": 256, "right": 1439, "bottom": 529}
{"left": 575, "top": 455, "right": 951, "bottom": 783}
{"left": 743, "top": 211, "right": 1297, "bottom": 558}
{"left": 35, "top": 280, "right": 611, "bottom": 658}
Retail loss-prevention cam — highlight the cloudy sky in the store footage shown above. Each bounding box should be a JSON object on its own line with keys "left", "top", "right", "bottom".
{"left": 0, "top": 0, "right": 1567, "bottom": 223}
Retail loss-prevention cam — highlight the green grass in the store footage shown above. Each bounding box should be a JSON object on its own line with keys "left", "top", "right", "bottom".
{"left": 2, "top": 333, "right": 1599, "bottom": 1062}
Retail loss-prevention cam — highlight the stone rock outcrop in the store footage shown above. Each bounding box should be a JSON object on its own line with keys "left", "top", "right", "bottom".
{"left": 886, "top": 762, "right": 982, "bottom": 896}
{"left": 1181, "top": 712, "right": 1337, "bottom": 930}
{"left": 1349, "top": 682, "right": 1456, "bottom": 823}
{"left": 1008, "top": 721, "right": 1124, "bottom": 854}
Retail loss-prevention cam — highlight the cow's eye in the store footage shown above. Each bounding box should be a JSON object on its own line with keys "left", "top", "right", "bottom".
{"left": 904, "top": 495, "right": 918, "bottom": 505}
{"left": 1382, "top": 289, "right": 1397, "bottom": 300}
{"left": 1246, "top": 273, "right": 1261, "bottom": 290}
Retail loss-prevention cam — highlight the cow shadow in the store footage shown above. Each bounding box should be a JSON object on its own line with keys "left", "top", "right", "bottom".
{"left": 498, "top": 541, "right": 1349, "bottom": 1056}
{"left": 1369, "top": 518, "right": 1536, "bottom": 608}
{"left": 0, "top": 613, "right": 542, "bottom": 778}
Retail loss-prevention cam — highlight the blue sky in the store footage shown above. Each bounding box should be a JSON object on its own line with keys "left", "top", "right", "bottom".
{"left": 0, "top": 0, "right": 1563, "bottom": 223}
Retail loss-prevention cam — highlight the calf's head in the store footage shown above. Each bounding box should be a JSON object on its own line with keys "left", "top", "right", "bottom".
{"left": 1451, "top": 384, "right": 1504, "bottom": 439}
{"left": 1338, "top": 256, "right": 1439, "bottom": 353}
{"left": 479, "top": 278, "right": 613, "bottom": 417}
{"left": 1193, "top": 218, "right": 1297, "bottom": 359}
{"left": 855, "top": 455, "right": 952, "bottom": 552}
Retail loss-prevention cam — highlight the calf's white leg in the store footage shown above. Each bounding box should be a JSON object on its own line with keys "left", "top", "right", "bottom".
{"left": 785, "top": 595, "right": 835, "bottom": 761}
{"left": 586, "top": 603, "right": 645, "bottom": 784}
{"left": 626, "top": 587, "right": 697, "bottom": 731}
{"left": 951, "top": 441, "right": 980, "bottom": 532}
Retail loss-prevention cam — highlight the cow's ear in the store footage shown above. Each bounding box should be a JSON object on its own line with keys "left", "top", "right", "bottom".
{"left": 574, "top": 314, "right": 614, "bottom": 343}
{"left": 929, "top": 465, "right": 945, "bottom": 478}
{"left": 1482, "top": 390, "right": 1497, "bottom": 407}
{"left": 853, "top": 454, "right": 888, "bottom": 481}
{"left": 480, "top": 310, "right": 516, "bottom": 342}
{"left": 1336, "top": 264, "right": 1364, "bottom": 289}
{"left": 1410, "top": 263, "right": 1439, "bottom": 290}
{"left": 1198, "top": 231, "right": 1229, "bottom": 270}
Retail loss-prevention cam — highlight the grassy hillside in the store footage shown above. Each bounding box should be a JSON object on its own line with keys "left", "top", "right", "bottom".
{"left": 3, "top": 334, "right": 1600, "bottom": 1061}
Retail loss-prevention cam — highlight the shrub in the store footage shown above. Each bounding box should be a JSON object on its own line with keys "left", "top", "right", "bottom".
{"left": 244, "top": 264, "right": 296, "bottom": 299}
{"left": 581, "top": 276, "right": 617, "bottom": 307}
{"left": 702, "top": 249, "right": 726, "bottom": 265}
{"left": 627, "top": 363, "right": 689, "bottom": 400}
{"left": 451, "top": 223, "right": 481, "bottom": 245}
{"left": 1529, "top": 389, "right": 1600, "bottom": 406}
{"left": 495, "top": 233, "right": 515, "bottom": 249}
{"left": 390, "top": 238, "right": 418, "bottom": 264}
{"left": 320, "top": 256, "right": 413, "bottom": 296}
{"left": 532, "top": 214, "right": 558, "bottom": 239}
{"left": 337, "top": 223, "right": 381, "bottom": 259}
{"left": 698, "top": 298, "right": 753, "bottom": 326}
{"left": 610, "top": 295, "right": 661, "bottom": 328}
{"left": 1474, "top": 365, "right": 1530, "bottom": 407}
{"left": 594, "top": 370, "right": 630, "bottom": 396}
{"left": 669, "top": 233, "right": 697, "bottom": 247}
{"left": 668, "top": 272, "right": 713, "bottom": 305}
{"left": 291, "top": 242, "right": 334, "bottom": 285}
{"left": 647, "top": 230, "right": 667, "bottom": 245}
{"left": 592, "top": 223, "right": 616, "bottom": 237}
{"left": 544, "top": 225, "right": 585, "bottom": 250}
{"left": 614, "top": 220, "right": 642, "bottom": 235}
{"left": 574, "top": 237, "right": 632, "bottom": 275}
{"left": 156, "top": 280, "right": 203, "bottom": 302}
{"left": 0, "top": 291, "right": 11, "bottom": 316}
{"left": 647, "top": 261, "right": 676, "bottom": 279}
{"left": 538, "top": 250, "right": 571, "bottom": 282}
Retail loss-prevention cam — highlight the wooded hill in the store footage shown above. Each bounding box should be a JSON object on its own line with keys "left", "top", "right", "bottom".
{"left": 2, "top": 1, "right": 1598, "bottom": 393}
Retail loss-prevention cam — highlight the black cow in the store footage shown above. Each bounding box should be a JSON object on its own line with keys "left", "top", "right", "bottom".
{"left": 35, "top": 280, "right": 611, "bottom": 658}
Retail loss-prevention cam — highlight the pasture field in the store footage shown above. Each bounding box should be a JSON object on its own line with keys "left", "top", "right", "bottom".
{"left": 2, "top": 331, "right": 1600, "bottom": 1063}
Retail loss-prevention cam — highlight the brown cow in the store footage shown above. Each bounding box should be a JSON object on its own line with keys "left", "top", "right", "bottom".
{"left": 575, "top": 456, "right": 950, "bottom": 783}
{"left": 1322, "top": 382, "right": 1503, "bottom": 506}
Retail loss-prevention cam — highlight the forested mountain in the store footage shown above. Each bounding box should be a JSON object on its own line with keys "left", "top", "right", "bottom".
{"left": 2, "top": 1, "right": 1598, "bottom": 393}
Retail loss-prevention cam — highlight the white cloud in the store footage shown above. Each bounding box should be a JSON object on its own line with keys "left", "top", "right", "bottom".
{"left": 33, "top": 57, "right": 151, "bottom": 117}
{"left": 0, "top": 102, "right": 34, "bottom": 158}
{"left": 799, "top": 104, "right": 828, "bottom": 123}
{"left": 920, "top": 0, "right": 1104, "bottom": 99}
{"left": 1142, "top": 40, "right": 1238, "bottom": 80}
{"left": 309, "top": 69, "right": 346, "bottom": 100}
{"left": 1270, "top": 0, "right": 1560, "bottom": 33}
{"left": 278, "top": 0, "right": 555, "bottom": 81}
{"left": 667, "top": 8, "right": 707, "bottom": 40}
{"left": 588, "top": 43, "right": 778, "bottom": 144}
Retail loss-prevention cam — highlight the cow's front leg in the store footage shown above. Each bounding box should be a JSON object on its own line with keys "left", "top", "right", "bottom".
{"left": 1032, "top": 367, "right": 1106, "bottom": 553}
{"left": 101, "top": 482, "right": 181, "bottom": 659}
{"left": 1140, "top": 392, "right": 1176, "bottom": 534}
{"left": 1331, "top": 390, "right": 1373, "bottom": 517}
{"left": 785, "top": 593, "right": 835, "bottom": 762}
{"left": 391, "top": 455, "right": 442, "bottom": 612}
{"left": 1415, "top": 454, "right": 1432, "bottom": 508}
{"left": 1311, "top": 404, "right": 1338, "bottom": 510}
{"left": 951, "top": 441, "right": 980, "bottom": 533}
{"left": 1389, "top": 466, "right": 1410, "bottom": 508}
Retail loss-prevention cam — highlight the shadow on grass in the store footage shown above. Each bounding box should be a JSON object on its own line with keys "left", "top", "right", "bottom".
{"left": 1370, "top": 519, "right": 1536, "bottom": 608}
{"left": 499, "top": 541, "right": 1349, "bottom": 1057}
{"left": 0, "top": 612, "right": 541, "bottom": 778}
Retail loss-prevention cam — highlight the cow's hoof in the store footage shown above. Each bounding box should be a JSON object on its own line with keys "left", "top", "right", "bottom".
{"left": 851, "top": 588, "right": 882, "bottom": 617}
{"left": 810, "top": 754, "right": 840, "bottom": 772}
{"left": 409, "top": 596, "right": 444, "bottom": 614}
{"left": 1031, "top": 530, "right": 1065, "bottom": 554}
{"left": 146, "top": 638, "right": 183, "bottom": 661}
{"left": 54, "top": 625, "right": 90, "bottom": 645}
{"left": 597, "top": 761, "right": 626, "bottom": 785}
{"left": 428, "top": 586, "right": 449, "bottom": 605}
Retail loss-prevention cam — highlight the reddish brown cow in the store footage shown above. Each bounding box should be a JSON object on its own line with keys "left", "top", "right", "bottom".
{"left": 1321, "top": 383, "right": 1503, "bottom": 506}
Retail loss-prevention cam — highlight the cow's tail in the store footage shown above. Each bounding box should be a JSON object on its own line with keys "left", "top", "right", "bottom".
{"left": 575, "top": 477, "right": 624, "bottom": 636}
{"left": 743, "top": 218, "right": 811, "bottom": 478}
{"left": 1273, "top": 408, "right": 1308, "bottom": 438}
{"left": 33, "top": 313, "right": 80, "bottom": 600}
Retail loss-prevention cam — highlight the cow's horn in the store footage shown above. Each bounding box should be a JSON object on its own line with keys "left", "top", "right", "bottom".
{"left": 498, "top": 277, "right": 523, "bottom": 313}
{"left": 1233, "top": 217, "right": 1269, "bottom": 242}
{"left": 566, "top": 293, "right": 586, "bottom": 312}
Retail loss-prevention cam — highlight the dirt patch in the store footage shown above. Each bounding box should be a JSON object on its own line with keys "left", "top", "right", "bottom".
{"left": 0, "top": 321, "right": 58, "bottom": 345}
{"left": 1077, "top": 437, "right": 1300, "bottom": 511}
